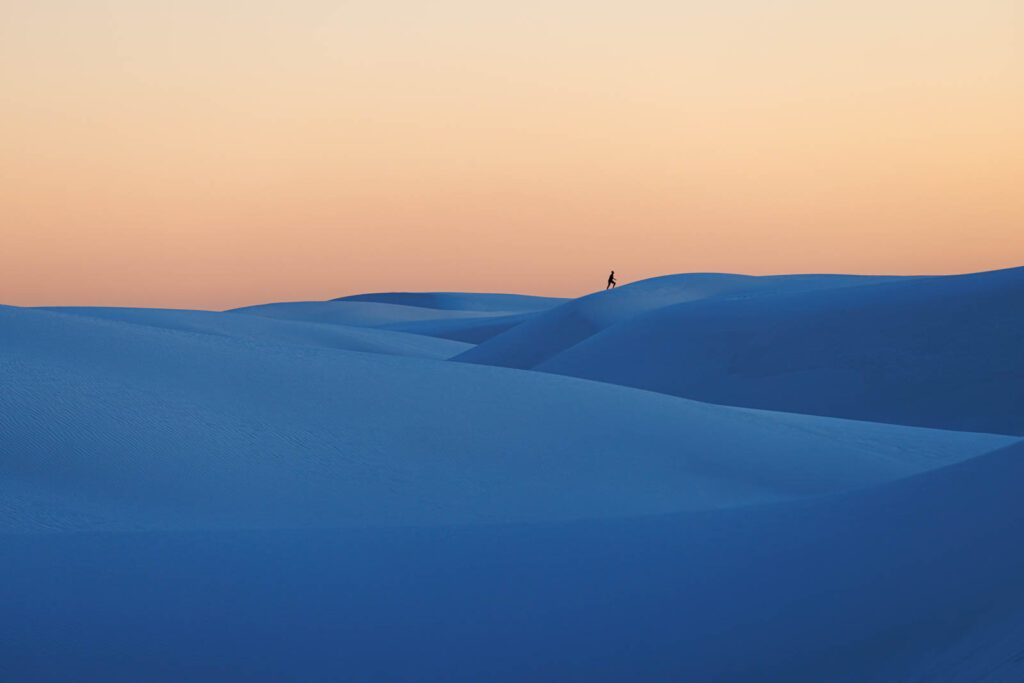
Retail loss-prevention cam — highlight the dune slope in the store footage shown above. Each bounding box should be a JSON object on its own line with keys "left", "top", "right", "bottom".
{"left": 541, "top": 266, "right": 1024, "bottom": 434}
{"left": 381, "top": 310, "right": 537, "bottom": 343}
{"left": 1, "top": 304, "right": 1010, "bottom": 531}
{"left": 455, "top": 273, "right": 896, "bottom": 369}
{"left": 232, "top": 292, "right": 565, "bottom": 342}
{"left": 1, "top": 441, "right": 1021, "bottom": 681}
{"left": 229, "top": 299, "right": 510, "bottom": 328}
{"left": 38, "top": 306, "right": 471, "bottom": 359}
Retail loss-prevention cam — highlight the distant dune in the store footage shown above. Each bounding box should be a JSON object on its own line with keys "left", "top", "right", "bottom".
{"left": 380, "top": 310, "right": 538, "bottom": 343}
{"left": 228, "top": 299, "right": 515, "bottom": 327}
{"left": 40, "top": 305, "right": 471, "bottom": 359}
{"left": 332, "top": 291, "right": 568, "bottom": 312}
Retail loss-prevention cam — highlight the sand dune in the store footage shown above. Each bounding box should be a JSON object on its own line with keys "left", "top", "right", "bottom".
{"left": 1, "top": 304, "right": 1009, "bottom": 532}
{"left": 455, "top": 272, "right": 896, "bottom": 368}
{"left": 332, "top": 291, "right": 567, "bottom": 312}
{"left": 3, "top": 266, "right": 1022, "bottom": 680}
{"left": 539, "top": 267, "right": 1024, "bottom": 434}
{"left": 1, "top": 441, "right": 1021, "bottom": 681}
{"left": 381, "top": 310, "right": 538, "bottom": 343}
{"left": 232, "top": 292, "right": 565, "bottom": 343}
{"left": 229, "top": 299, "right": 512, "bottom": 327}
{"left": 39, "top": 305, "right": 471, "bottom": 359}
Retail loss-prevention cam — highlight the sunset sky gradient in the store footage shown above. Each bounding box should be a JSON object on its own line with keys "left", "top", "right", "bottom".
{"left": 2, "top": 0, "right": 1021, "bottom": 308}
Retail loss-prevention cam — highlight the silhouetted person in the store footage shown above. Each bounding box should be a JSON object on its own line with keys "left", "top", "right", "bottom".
{"left": 606, "top": 270, "right": 617, "bottom": 289}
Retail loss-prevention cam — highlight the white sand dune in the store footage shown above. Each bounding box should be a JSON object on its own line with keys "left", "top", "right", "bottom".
{"left": 1, "top": 304, "right": 1009, "bottom": 532}
{"left": 229, "top": 299, "right": 513, "bottom": 327}
{"left": 2, "top": 266, "right": 1022, "bottom": 681}
{"left": 332, "top": 291, "right": 567, "bottom": 312}
{"left": 538, "top": 266, "right": 1024, "bottom": 435}
{"left": 231, "top": 292, "right": 565, "bottom": 343}
{"left": 381, "top": 310, "right": 538, "bottom": 343}
{"left": 455, "top": 273, "right": 896, "bottom": 368}
{"left": 1, "top": 441, "right": 1021, "bottom": 681}
{"left": 39, "top": 305, "right": 471, "bottom": 359}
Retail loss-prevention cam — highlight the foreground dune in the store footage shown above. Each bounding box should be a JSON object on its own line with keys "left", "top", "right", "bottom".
{"left": 1, "top": 442, "right": 1021, "bottom": 681}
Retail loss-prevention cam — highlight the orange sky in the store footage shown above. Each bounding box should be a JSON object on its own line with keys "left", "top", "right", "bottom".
{"left": 2, "top": 0, "right": 1022, "bottom": 309}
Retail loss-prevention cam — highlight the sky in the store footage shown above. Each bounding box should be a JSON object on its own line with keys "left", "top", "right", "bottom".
{"left": 2, "top": 0, "right": 1021, "bottom": 309}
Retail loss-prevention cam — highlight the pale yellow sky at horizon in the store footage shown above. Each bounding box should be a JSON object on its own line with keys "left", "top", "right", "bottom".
{"left": 2, "top": 0, "right": 1022, "bottom": 308}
